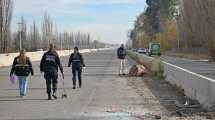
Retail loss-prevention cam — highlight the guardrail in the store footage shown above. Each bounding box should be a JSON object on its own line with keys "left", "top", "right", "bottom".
{"left": 130, "top": 51, "right": 215, "bottom": 110}
{"left": 163, "top": 61, "right": 215, "bottom": 110}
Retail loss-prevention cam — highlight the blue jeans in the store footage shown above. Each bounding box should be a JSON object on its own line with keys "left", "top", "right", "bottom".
{"left": 17, "top": 76, "right": 28, "bottom": 96}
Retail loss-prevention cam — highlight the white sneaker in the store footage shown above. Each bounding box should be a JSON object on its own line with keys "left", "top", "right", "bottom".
{"left": 20, "top": 95, "right": 26, "bottom": 98}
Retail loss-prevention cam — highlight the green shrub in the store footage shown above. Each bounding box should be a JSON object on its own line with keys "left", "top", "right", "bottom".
{"left": 151, "top": 59, "right": 165, "bottom": 80}
{"left": 128, "top": 51, "right": 165, "bottom": 80}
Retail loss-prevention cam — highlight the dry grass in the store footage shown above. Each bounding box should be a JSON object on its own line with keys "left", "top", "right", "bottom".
{"left": 151, "top": 59, "right": 165, "bottom": 80}
{"left": 128, "top": 52, "right": 165, "bottom": 80}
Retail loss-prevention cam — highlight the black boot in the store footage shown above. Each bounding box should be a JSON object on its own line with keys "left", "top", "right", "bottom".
{"left": 48, "top": 93, "right": 52, "bottom": 100}
{"left": 52, "top": 92, "right": 57, "bottom": 99}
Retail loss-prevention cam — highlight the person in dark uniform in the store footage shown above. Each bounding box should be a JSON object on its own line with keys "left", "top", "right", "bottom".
{"left": 68, "top": 47, "right": 85, "bottom": 89}
{"left": 117, "top": 44, "right": 127, "bottom": 76}
{"left": 40, "top": 44, "right": 63, "bottom": 100}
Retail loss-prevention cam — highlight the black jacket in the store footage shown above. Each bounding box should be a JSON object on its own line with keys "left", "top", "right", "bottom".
{"left": 117, "top": 47, "right": 127, "bottom": 59}
{"left": 68, "top": 53, "right": 85, "bottom": 68}
{"left": 40, "top": 51, "right": 63, "bottom": 73}
{"left": 10, "top": 56, "right": 34, "bottom": 76}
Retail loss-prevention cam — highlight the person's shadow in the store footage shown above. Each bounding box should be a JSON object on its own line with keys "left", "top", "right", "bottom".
{"left": 0, "top": 95, "right": 47, "bottom": 101}
{"left": 0, "top": 98, "right": 48, "bottom": 102}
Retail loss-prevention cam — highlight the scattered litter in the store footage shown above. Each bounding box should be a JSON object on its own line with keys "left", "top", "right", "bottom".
{"left": 106, "top": 105, "right": 120, "bottom": 113}
{"left": 144, "top": 113, "right": 161, "bottom": 119}
{"left": 174, "top": 98, "right": 203, "bottom": 117}
{"left": 121, "top": 110, "right": 162, "bottom": 119}
{"left": 155, "top": 115, "right": 161, "bottom": 119}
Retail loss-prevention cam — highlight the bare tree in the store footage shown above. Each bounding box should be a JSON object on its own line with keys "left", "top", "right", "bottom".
{"left": 87, "top": 33, "right": 90, "bottom": 48}
{"left": 178, "top": 0, "right": 215, "bottom": 57}
{"left": 0, "top": 0, "right": 13, "bottom": 53}
{"left": 42, "top": 12, "right": 53, "bottom": 49}
{"left": 11, "top": 11, "right": 94, "bottom": 51}
{"left": 20, "top": 16, "right": 27, "bottom": 50}
{"left": 30, "top": 20, "right": 40, "bottom": 51}
{"left": 69, "top": 32, "right": 75, "bottom": 48}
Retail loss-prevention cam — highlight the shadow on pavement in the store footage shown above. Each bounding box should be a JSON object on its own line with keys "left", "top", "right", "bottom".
{"left": 4, "top": 87, "right": 85, "bottom": 91}
{"left": 11, "top": 118, "right": 82, "bottom": 120}
{"left": 82, "top": 73, "right": 118, "bottom": 76}
{"left": 0, "top": 98, "right": 48, "bottom": 102}
{"left": 4, "top": 87, "right": 80, "bottom": 90}
{"left": 0, "top": 96, "right": 20, "bottom": 98}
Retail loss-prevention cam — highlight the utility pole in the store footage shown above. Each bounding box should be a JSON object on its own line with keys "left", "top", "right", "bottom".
{"left": 60, "top": 33, "right": 62, "bottom": 50}
{"left": 17, "top": 21, "right": 24, "bottom": 51}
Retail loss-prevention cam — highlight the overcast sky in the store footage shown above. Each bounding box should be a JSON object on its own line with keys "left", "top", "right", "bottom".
{"left": 12, "top": 0, "right": 146, "bottom": 44}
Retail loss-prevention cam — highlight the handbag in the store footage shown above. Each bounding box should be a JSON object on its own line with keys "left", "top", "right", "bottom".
{"left": 9, "top": 75, "right": 16, "bottom": 84}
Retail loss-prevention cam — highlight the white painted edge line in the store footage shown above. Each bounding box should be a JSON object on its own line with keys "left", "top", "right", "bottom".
{"left": 134, "top": 51, "right": 215, "bottom": 83}
{"left": 162, "top": 61, "right": 215, "bottom": 83}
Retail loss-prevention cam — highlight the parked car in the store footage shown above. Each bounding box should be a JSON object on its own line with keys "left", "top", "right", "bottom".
{"left": 148, "top": 43, "right": 161, "bottom": 56}
{"left": 132, "top": 48, "right": 138, "bottom": 52}
{"left": 137, "top": 48, "right": 146, "bottom": 54}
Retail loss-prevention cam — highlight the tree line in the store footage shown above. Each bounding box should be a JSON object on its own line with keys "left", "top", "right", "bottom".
{"left": 13, "top": 13, "right": 95, "bottom": 52}
{"left": 129, "top": 0, "right": 215, "bottom": 59}
{"left": 0, "top": 0, "right": 104, "bottom": 53}
{"left": 0, "top": 0, "right": 13, "bottom": 53}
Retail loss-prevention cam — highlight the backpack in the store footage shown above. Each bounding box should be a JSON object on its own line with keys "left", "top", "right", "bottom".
{"left": 118, "top": 48, "right": 126, "bottom": 56}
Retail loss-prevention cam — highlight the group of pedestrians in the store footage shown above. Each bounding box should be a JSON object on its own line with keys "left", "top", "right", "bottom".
{"left": 9, "top": 43, "right": 126, "bottom": 100}
{"left": 10, "top": 44, "right": 85, "bottom": 100}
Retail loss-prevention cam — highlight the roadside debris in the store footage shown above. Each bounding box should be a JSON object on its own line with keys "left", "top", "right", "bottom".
{"left": 128, "top": 64, "right": 146, "bottom": 77}
{"left": 171, "top": 97, "right": 207, "bottom": 118}
{"left": 137, "top": 113, "right": 161, "bottom": 119}
{"left": 121, "top": 110, "right": 162, "bottom": 119}
{"left": 127, "top": 72, "right": 212, "bottom": 119}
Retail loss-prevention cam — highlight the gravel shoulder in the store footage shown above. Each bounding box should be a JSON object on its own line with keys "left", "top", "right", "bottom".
{"left": 127, "top": 58, "right": 214, "bottom": 120}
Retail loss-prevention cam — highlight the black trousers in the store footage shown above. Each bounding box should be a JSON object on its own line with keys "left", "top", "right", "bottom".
{"left": 44, "top": 71, "right": 58, "bottom": 94}
{"left": 72, "top": 67, "right": 82, "bottom": 87}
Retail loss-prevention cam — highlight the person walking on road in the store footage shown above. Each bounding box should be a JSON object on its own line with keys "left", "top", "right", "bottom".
{"left": 117, "top": 44, "right": 127, "bottom": 76}
{"left": 40, "top": 44, "right": 63, "bottom": 100}
{"left": 10, "top": 49, "right": 34, "bottom": 98}
{"left": 68, "top": 47, "right": 85, "bottom": 89}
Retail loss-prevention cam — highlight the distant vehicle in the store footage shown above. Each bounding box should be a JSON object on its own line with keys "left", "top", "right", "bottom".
{"left": 137, "top": 48, "right": 146, "bottom": 54}
{"left": 148, "top": 43, "right": 161, "bottom": 56}
{"left": 132, "top": 48, "right": 138, "bottom": 52}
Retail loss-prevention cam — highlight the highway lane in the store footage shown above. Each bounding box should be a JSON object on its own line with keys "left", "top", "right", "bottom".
{"left": 0, "top": 50, "right": 168, "bottom": 120}
{"left": 161, "top": 55, "right": 215, "bottom": 79}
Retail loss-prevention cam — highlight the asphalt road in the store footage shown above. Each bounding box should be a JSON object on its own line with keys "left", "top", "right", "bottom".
{"left": 134, "top": 52, "right": 215, "bottom": 80}
{"left": 0, "top": 50, "right": 167, "bottom": 120}
{"left": 161, "top": 55, "right": 215, "bottom": 79}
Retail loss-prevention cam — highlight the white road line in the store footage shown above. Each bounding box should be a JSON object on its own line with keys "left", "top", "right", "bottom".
{"left": 135, "top": 52, "right": 215, "bottom": 83}
{"left": 162, "top": 60, "right": 215, "bottom": 83}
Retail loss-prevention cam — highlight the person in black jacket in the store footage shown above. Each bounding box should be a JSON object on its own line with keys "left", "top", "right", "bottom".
{"left": 117, "top": 44, "right": 127, "bottom": 76}
{"left": 10, "top": 49, "right": 34, "bottom": 98}
{"left": 40, "top": 44, "right": 63, "bottom": 100}
{"left": 68, "top": 47, "right": 85, "bottom": 89}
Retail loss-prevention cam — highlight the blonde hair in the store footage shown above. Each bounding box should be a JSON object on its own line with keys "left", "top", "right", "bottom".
{"left": 48, "top": 43, "right": 55, "bottom": 52}
{"left": 19, "top": 49, "right": 27, "bottom": 64}
{"left": 48, "top": 43, "right": 58, "bottom": 56}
